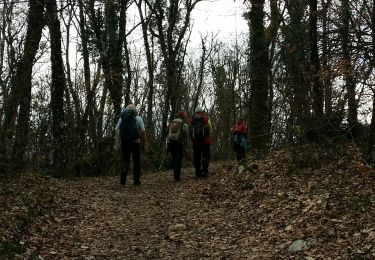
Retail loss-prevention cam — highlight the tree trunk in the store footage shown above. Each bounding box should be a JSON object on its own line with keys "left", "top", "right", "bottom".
{"left": 78, "top": 0, "right": 96, "bottom": 146}
{"left": 88, "top": 0, "right": 123, "bottom": 115}
{"left": 166, "top": 56, "right": 179, "bottom": 118}
{"left": 309, "top": 0, "right": 324, "bottom": 119}
{"left": 248, "top": 0, "right": 269, "bottom": 154}
{"left": 97, "top": 84, "right": 108, "bottom": 141}
{"left": 106, "top": 0, "right": 124, "bottom": 114}
{"left": 46, "top": 0, "right": 66, "bottom": 168}
{"left": 284, "top": 0, "right": 309, "bottom": 141}
{"left": 10, "top": 0, "right": 45, "bottom": 166}
{"left": 265, "top": 0, "right": 279, "bottom": 147}
{"left": 367, "top": 91, "right": 375, "bottom": 158}
{"left": 146, "top": 0, "right": 201, "bottom": 137}
{"left": 63, "top": 6, "right": 80, "bottom": 155}
{"left": 366, "top": 0, "right": 375, "bottom": 158}
{"left": 0, "top": 3, "right": 7, "bottom": 109}
{"left": 136, "top": 0, "right": 155, "bottom": 136}
{"left": 124, "top": 33, "right": 132, "bottom": 107}
{"left": 119, "top": 0, "right": 129, "bottom": 108}
{"left": 322, "top": 0, "right": 332, "bottom": 116}
{"left": 341, "top": 0, "right": 358, "bottom": 139}
{"left": 192, "top": 36, "right": 207, "bottom": 112}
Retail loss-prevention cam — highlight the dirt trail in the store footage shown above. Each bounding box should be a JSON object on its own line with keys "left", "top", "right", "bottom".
{"left": 22, "top": 163, "right": 253, "bottom": 260}
{"left": 17, "top": 149, "right": 375, "bottom": 259}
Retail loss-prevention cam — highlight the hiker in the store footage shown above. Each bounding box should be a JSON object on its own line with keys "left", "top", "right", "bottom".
{"left": 166, "top": 110, "right": 189, "bottom": 182}
{"left": 189, "top": 107, "right": 212, "bottom": 178}
{"left": 115, "top": 104, "right": 147, "bottom": 186}
{"left": 231, "top": 117, "right": 248, "bottom": 161}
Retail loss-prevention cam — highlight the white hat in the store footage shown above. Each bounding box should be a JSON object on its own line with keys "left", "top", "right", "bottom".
{"left": 126, "top": 104, "right": 136, "bottom": 111}
{"left": 195, "top": 107, "right": 203, "bottom": 113}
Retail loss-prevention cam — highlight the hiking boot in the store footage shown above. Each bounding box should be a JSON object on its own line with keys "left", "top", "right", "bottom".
{"left": 174, "top": 177, "right": 181, "bottom": 182}
{"left": 134, "top": 180, "right": 141, "bottom": 185}
{"left": 174, "top": 172, "right": 180, "bottom": 182}
{"left": 120, "top": 173, "right": 126, "bottom": 185}
{"left": 202, "top": 172, "right": 209, "bottom": 178}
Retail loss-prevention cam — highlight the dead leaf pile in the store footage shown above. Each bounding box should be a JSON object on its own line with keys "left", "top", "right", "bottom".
{"left": 1, "top": 142, "right": 374, "bottom": 259}
{"left": 0, "top": 173, "right": 59, "bottom": 257}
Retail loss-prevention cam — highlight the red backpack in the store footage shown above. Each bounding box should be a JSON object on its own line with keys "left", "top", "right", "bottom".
{"left": 232, "top": 122, "right": 247, "bottom": 135}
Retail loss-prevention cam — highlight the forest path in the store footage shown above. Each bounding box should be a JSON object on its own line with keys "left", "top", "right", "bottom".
{"left": 22, "top": 162, "right": 256, "bottom": 259}
{"left": 13, "top": 146, "right": 375, "bottom": 259}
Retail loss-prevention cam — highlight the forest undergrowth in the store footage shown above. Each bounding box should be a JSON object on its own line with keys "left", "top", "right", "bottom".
{"left": 1, "top": 142, "right": 375, "bottom": 259}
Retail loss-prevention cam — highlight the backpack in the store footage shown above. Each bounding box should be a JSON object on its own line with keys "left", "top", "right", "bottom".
{"left": 232, "top": 134, "right": 240, "bottom": 146}
{"left": 167, "top": 118, "right": 183, "bottom": 142}
{"left": 191, "top": 114, "right": 208, "bottom": 142}
{"left": 120, "top": 109, "right": 139, "bottom": 143}
{"left": 232, "top": 122, "right": 247, "bottom": 135}
{"left": 232, "top": 134, "right": 248, "bottom": 150}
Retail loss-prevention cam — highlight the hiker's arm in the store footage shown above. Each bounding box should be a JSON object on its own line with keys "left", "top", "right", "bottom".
{"left": 141, "top": 130, "right": 148, "bottom": 150}
{"left": 137, "top": 116, "right": 148, "bottom": 150}
{"left": 207, "top": 118, "right": 213, "bottom": 134}
{"left": 115, "top": 117, "right": 122, "bottom": 131}
{"left": 183, "top": 124, "right": 189, "bottom": 145}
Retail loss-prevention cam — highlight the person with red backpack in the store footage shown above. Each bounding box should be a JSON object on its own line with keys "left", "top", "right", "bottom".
{"left": 166, "top": 110, "right": 189, "bottom": 182}
{"left": 231, "top": 117, "right": 248, "bottom": 161}
{"left": 189, "top": 107, "right": 212, "bottom": 178}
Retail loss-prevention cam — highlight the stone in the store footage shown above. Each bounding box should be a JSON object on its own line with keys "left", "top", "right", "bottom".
{"left": 288, "top": 239, "right": 309, "bottom": 253}
{"left": 168, "top": 223, "right": 187, "bottom": 232}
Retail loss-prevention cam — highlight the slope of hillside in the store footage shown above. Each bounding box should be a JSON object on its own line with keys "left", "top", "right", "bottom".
{"left": 1, "top": 142, "right": 374, "bottom": 259}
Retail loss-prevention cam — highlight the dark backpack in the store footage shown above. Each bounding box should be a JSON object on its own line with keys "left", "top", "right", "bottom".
{"left": 191, "top": 114, "right": 208, "bottom": 142}
{"left": 232, "top": 134, "right": 240, "bottom": 146}
{"left": 120, "top": 109, "right": 139, "bottom": 143}
{"left": 168, "top": 118, "right": 183, "bottom": 142}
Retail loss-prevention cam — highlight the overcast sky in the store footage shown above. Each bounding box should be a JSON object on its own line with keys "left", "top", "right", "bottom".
{"left": 190, "top": 0, "right": 248, "bottom": 46}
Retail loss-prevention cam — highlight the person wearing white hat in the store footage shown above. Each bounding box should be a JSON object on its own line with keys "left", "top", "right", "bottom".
{"left": 115, "top": 104, "right": 147, "bottom": 186}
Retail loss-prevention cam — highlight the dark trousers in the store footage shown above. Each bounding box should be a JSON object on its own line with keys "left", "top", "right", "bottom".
{"left": 193, "top": 143, "right": 210, "bottom": 176}
{"left": 168, "top": 140, "right": 184, "bottom": 180}
{"left": 121, "top": 141, "right": 141, "bottom": 184}
{"left": 233, "top": 144, "right": 245, "bottom": 161}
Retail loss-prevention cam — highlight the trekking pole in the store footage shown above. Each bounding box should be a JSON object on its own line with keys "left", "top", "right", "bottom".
{"left": 158, "top": 138, "right": 169, "bottom": 171}
{"left": 159, "top": 150, "right": 168, "bottom": 172}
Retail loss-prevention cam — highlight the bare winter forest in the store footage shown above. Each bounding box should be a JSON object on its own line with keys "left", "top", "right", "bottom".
{"left": 1, "top": 0, "right": 375, "bottom": 259}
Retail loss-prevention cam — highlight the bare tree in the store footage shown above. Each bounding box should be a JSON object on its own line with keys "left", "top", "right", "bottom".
{"left": 87, "top": 0, "right": 128, "bottom": 114}
{"left": 1, "top": 0, "right": 45, "bottom": 168}
{"left": 265, "top": 0, "right": 281, "bottom": 146}
{"left": 191, "top": 34, "right": 214, "bottom": 113}
{"left": 145, "top": 0, "right": 202, "bottom": 136}
{"left": 341, "top": 0, "right": 358, "bottom": 139}
{"left": 309, "top": 0, "right": 324, "bottom": 119}
{"left": 246, "top": 0, "right": 269, "bottom": 154}
{"left": 46, "top": 0, "right": 67, "bottom": 168}
{"left": 366, "top": 0, "right": 375, "bottom": 158}
{"left": 78, "top": 0, "right": 97, "bottom": 145}
{"left": 321, "top": 0, "right": 333, "bottom": 117}
{"left": 282, "top": 0, "right": 310, "bottom": 142}
{"left": 136, "top": 0, "right": 156, "bottom": 137}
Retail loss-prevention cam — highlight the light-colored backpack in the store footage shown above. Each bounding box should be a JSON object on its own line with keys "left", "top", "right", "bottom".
{"left": 167, "top": 118, "right": 183, "bottom": 142}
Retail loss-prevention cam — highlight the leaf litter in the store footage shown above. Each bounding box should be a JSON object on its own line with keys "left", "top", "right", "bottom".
{"left": 1, "top": 142, "right": 374, "bottom": 259}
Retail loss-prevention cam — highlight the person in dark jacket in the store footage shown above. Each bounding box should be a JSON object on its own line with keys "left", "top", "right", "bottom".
{"left": 166, "top": 110, "right": 189, "bottom": 182}
{"left": 189, "top": 107, "right": 212, "bottom": 178}
{"left": 115, "top": 104, "right": 147, "bottom": 186}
